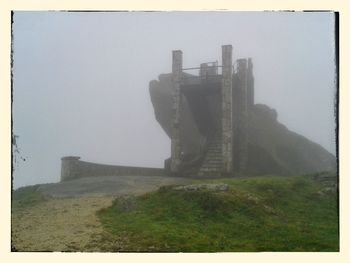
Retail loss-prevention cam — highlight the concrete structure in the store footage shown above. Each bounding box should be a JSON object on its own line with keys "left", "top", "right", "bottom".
{"left": 61, "top": 44, "right": 336, "bottom": 182}
{"left": 167, "top": 45, "right": 253, "bottom": 177}
{"left": 235, "top": 58, "right": 249, "bottom": 174}
{"left": 61, "top": 156, "right": 164, "bottom": 181}
{"left": 170, "top": 50, "right": 183, "bottom": 173}
{"left": 61, "top": 45, "right": 253, "bottom": 180}
{"left": 221, "top": 45, "right": 233, "bottom": 174}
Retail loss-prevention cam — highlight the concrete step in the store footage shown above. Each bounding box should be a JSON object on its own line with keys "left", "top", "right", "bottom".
{"left": 206, "top": 149, "right": 221, "bottom": 153}
{"left": 206, "top": 150, "right": 221, "bottom": 153}
{"left": 200, "top": 160, "right": 221, "bottom": 164}
{"left": 198, "top": 133, "right": 223, "bottom": 176}
{"left": 200, "top": 163, "right": 222, "bottom": 168}
{"left": 202, "top": 162, "right": 222, "bottom": 166}
{"left": 204, "top": 163, "right": 222, "bottom": 167}
{"left": 207, "top": 144, "right": 221, "bottom": 148}
{"left": 200, "top": 169, "right": 222, "bottom": 173}
{"left": 206, "top": 155, "right": 221, "bottom": 159}
{"left": 206, "top": 147, "right": 221, "bottom": 150}
{"left": 204, "top": 159, "right": 222, "bottom": 163}
{"left": 203, "top": 156, "right": 220, "bottom": 160}
{"left": 201, "top": 163, "right": 222, "bottom": 168}
{"left": 205, "top": 152, "right": 221, "bottom": 156}
{"left": 199, "top": 168, "right": 222, "bottom": 173}
{"left": 200, "top": 167, "right": 221, "bottom": 170}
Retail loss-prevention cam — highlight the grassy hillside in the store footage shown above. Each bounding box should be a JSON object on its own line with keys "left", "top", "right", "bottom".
{"left": 12, "top": 185, "right": 48, "bottom": 210}
{"left": 97, "top": 175, "right": 338, "bottom": 252}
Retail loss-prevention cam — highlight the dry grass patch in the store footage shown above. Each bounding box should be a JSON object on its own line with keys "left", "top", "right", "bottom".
{"left": 12, "top": 194, "right": 115, "bottom": 251}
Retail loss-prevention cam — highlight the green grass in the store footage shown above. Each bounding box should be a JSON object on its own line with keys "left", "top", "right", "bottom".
{"left": 97, "top": 175, "right": 338, "bottom": 252}
{"left": 12, "top": 185, "right": 48, "bottom": 210}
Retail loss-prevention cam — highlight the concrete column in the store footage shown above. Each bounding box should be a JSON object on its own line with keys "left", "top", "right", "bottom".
{"left": 61, "top": 156, "right": 80, "bottom": 181}
{"left": 170, "top": 50, "right": 183, "bottom": 173}
{"left": 247, "top": 58, "right": 255, "bottom": 110}
{"left": 221, "top": 45, "right": 233, "bottom": 174}
{"left": 200, "top": 63, "right": 209, "bottom": 80}
{"left": 237, "top": 59, "right": 248, "bottom": 174}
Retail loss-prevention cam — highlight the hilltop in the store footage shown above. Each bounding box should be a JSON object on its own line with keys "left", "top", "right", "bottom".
{"left": 11, "top": 173, "right": 338, "bottom": 252}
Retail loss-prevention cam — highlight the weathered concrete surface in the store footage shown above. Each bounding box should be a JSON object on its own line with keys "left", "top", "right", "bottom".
{"left": 235, "top": 59, "right": 249, "bottom": 174}
{"left": 170, "top": 50, "right": 183, "bottom": 172}
{"left": 221, "top": 45, "right": 233, "bottom": 173}
{"left": 61, "top": 157, "right": 165, "bottom": 181}
{"left": 247, "top": 58, "right": 254, "bottom": 110}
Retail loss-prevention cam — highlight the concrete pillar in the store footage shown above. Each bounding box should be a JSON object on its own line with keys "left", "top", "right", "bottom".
{"left": 200, "top": 63, "right": 209, "bottom": 80}
{"left": 61, "top": 156, "right": 80, "bottom": 181}
{"left": 170, "top": 50, "right": 183, "bottom": 173}
{"left": 247, "top": 58, "right": 255, "bottom": 110}
{"left": 231, "top": 71, "right": 239, "bottom": 172}
{"left": 237, "top": 59, "right": 248, "bottom": 174}
{"left": 221, "top": 45, "right": 233, "bottom": 174}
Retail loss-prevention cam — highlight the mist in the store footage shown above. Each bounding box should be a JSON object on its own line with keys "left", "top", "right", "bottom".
{"left": 12, "top": 11, "right": 336, "bottom": 189}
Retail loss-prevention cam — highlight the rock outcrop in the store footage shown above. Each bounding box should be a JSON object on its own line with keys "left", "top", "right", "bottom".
{"left": 149, "top": 73, "right": 336, "bottom": 176}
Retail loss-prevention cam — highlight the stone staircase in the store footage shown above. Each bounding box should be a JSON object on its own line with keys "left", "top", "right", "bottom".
{"left": 198, "top": 133, "right": 223, "bottom": 176}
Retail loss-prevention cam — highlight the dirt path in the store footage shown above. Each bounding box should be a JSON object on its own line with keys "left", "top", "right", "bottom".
{"left": 12, "top": 175, "right": 194, "bottom": 251}
{"left": 12, "top": 195, "right": 115, "bottom": 251}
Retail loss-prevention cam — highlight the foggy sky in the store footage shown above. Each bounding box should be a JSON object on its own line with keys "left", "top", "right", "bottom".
{"left": 12, "top": 11, "right": 337, "bottom": 189}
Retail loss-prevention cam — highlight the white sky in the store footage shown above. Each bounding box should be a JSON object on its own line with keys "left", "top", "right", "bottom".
{"left": 12, "top": 11, "right": 337, "bottom": 188}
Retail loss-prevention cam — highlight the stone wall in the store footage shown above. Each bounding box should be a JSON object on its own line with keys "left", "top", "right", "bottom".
{"left": 60, "top": 156, "right": 165, "bottom": 181}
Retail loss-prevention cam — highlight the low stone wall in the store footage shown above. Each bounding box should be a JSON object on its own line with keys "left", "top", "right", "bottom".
{"left": 61, "top": 156, "right": 165, "bottom": 181}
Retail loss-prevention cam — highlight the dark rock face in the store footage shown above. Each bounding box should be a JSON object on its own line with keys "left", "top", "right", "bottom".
{"left": 149, "top": 73, "right": 336, "bottom": 176}
{"left": 247, "top": 104, "right": 336, "bottom": 175}
{"left": 150, "top": 73, "right": 206, "bottom": 158}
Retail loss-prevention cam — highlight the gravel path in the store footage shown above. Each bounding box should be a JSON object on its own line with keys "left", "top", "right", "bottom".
{"left": 12, "top": 175, "right": 193, "bottom": 251}
{"left": 12, "top": 195, "right": 114, "bottom": 251}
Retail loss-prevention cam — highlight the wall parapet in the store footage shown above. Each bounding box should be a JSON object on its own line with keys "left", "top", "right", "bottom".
{"left": 60, "top": 156, "right": 165, "bottom": 182}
